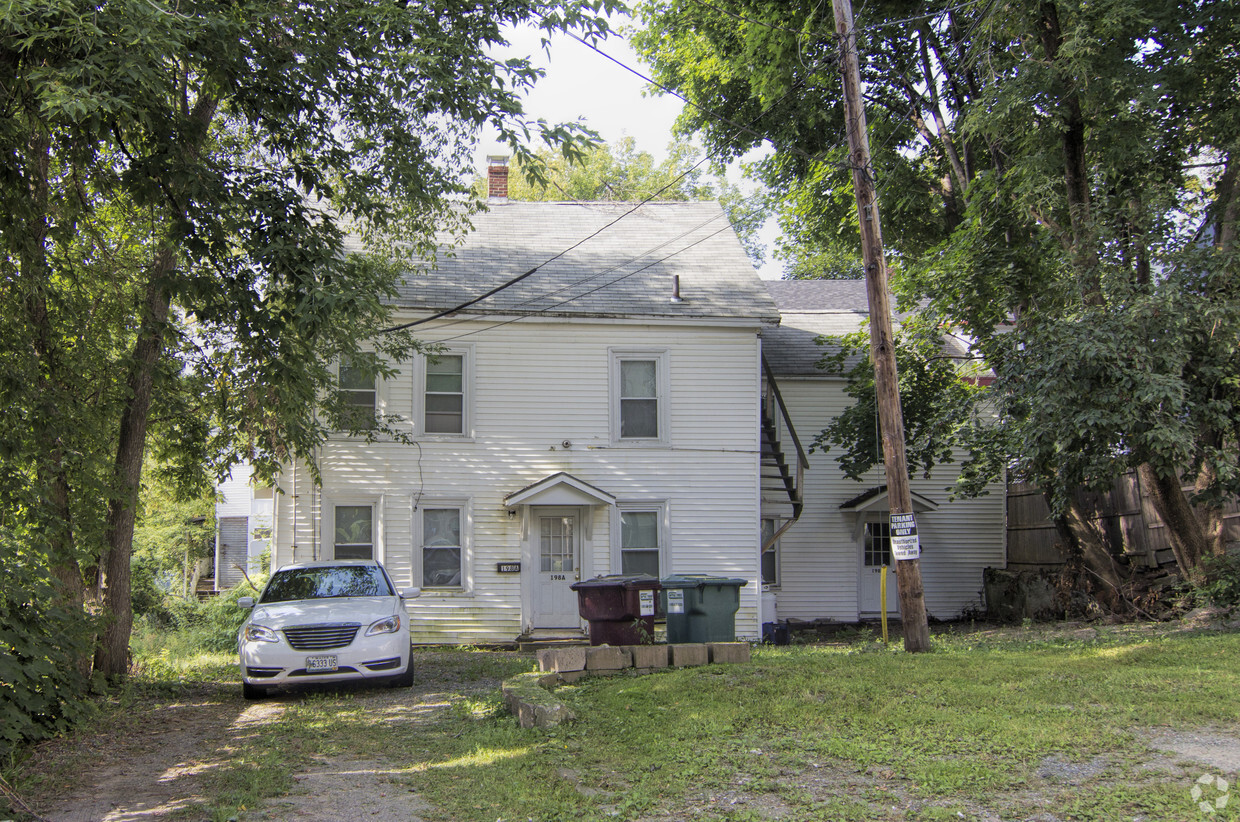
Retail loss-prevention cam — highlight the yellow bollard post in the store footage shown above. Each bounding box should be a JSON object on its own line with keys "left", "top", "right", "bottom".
{"left": 880, "top": 565, "right": 889, "bottom": 644}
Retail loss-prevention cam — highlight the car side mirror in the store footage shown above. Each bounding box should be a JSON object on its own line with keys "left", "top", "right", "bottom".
{"left": 237, "top": 596, "right": 255, "bottom": 608}
{"left": 400, "top": 587, "right": 421, "bottom": 600}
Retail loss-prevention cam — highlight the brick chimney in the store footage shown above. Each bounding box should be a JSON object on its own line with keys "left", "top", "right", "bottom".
{"left": 487, "top": 155, "right": 509, "bottom": 201}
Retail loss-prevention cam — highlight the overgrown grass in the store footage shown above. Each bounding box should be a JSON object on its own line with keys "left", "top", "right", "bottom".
{"left": 7, "top": 624, "right": 1240, "bottom": 822}
{"left": 235, "top": 626, "right": 1240, "bottom": 821}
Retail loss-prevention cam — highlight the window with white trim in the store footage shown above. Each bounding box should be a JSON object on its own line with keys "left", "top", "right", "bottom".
{"left": 419, "top": 505, "right": 466, "bottom": 588}
{"left": 761, "top": 517, "right": 781, "bottom": 587}
{"left": 338, "top": 357, "right": 377, "bottom": 429}
{"left": 616, "top": 504, "right": 666, "bottom": 577}
{"left": 419, "top": 348, "right": 471, "bottom": 436}
{"left": 610, "top": 350, "right": 668, "bottom": 443}
{"left": 333, "top": 504, "right": 374, "bottom": 560}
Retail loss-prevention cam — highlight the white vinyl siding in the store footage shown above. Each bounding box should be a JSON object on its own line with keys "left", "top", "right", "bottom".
{"left": 272, "top": 319, "right": 765, "bottom": 644}
{"left": 764, "top": 373, "right": 1006, "bottom": 623}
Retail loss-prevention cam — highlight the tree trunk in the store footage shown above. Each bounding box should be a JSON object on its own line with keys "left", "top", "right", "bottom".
{"left": 93, "top": 92, "right": 220, "bottom": 678}
{"left": 93, "top": 245, "right": 177, "bottom": 678}
{"left": 1138, "top": 462, "right": 1210, "bottom": 582}
{"left": 1059, "top": 494, "right": 1127, "bottom": 612}
{"left": 1037, "top": 1, "right": 1103, "bottom": 305}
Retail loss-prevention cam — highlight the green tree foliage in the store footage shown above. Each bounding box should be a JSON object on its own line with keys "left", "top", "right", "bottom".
{"left": 0, "top": 0, "right": 620, "bottom": 748}
{"left": 634, "top": 0, "right": 1240, "bottom": 585}
{"left": 498, "top": 137, "right": 717, "bottom": 201}
{"left": 479, "top": 137, "right": 768, "bottom": 263}
{"left": 131, "top": 456, "right": 216, "bottom": 616}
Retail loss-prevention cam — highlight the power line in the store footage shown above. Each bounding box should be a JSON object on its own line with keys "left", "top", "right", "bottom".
{"left": 563, "top": 30, "right": 824, "bottom": 163}
{"left": 378, "top": 47, "right": 834, "bottom": 337}
{"left": 425, "top": 221, "right": 740, "bottom": 345}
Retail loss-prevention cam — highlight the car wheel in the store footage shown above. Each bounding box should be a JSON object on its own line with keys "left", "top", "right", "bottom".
{"left": 242, "top": 681, "right": 268, "bottom": 700}
{"left": 389, "top": 659, "right": 414, "bottom": 688}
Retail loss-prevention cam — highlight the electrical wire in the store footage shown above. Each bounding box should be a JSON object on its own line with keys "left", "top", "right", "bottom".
{"left": 424, "top": 221, "right": 739, "bottom": 345}
{"left": 377, "top": 46, "right": 836, "bottom": 337}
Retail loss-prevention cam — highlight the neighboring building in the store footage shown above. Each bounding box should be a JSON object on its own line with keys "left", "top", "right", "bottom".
{"left": 215, "top": 461, "right": 274, "bottom": 591}
{"left": 760, "top": 281, "right": 1006, "bottom": 623}
{"left": 263, "top": 162, "right": 1006, "bottom": 643}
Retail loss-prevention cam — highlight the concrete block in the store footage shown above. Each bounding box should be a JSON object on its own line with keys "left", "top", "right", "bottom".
{"left": 670, "top": 644, "right": 708, "bottom": 667}
{"left": 585, "top": 645, "right": 631, "bottom": 671}
{"left": 624, "top": 644, "right": 669, "bottom": 669}
{"left": 538, "top": 646, "right": 586, "bottom": 673}
{"left": 556, "top": 669, "right": 588, "bottom": 684}
{"left": 707, "top": 642, "right": 751, "bottom": 664}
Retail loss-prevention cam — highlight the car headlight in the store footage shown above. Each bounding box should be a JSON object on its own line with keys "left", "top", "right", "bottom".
{"left": 244, "top": 624, "right": 280, "bottom": 643}
{"left": 365, "top": 615, "right": 401, "bottom": 636}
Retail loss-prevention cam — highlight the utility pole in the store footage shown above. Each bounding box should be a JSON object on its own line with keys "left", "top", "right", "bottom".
{"left": 832, "top": 0, "right": 931, "bottom": 652}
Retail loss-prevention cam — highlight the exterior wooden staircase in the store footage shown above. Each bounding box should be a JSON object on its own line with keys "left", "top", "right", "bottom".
{"left": 761, "top": 357, "right": 808, "bottom": 541}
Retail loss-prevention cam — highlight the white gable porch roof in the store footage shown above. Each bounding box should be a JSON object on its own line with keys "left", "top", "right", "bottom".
{"left": 504, "top": 472, "right": 616, "bottom": 508}
{"left": 839, "top": 485, "right": 940, "bottom": 514}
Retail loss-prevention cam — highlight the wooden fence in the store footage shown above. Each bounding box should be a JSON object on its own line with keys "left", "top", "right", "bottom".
{"left": 1007, "top": 473, "right": 1240, "bottom": 570}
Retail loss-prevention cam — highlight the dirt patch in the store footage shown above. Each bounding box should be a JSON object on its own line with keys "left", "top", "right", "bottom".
{"left": 260, "top": 757, "right": 433, "bottom": 822}
{"left": 1141, "top": 727, "right": 1240, "bottom": 773}
{"left": 13, "top": 651, "right": 521, "bottom": 822}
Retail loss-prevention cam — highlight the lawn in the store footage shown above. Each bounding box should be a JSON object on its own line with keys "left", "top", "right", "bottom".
{"left": 5, "top": 623, "right": 1239, "bottom": 821}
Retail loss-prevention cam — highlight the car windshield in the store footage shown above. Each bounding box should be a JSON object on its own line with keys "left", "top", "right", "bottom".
{"left": 260, "top": 566, "right": 394, "bottom": 603}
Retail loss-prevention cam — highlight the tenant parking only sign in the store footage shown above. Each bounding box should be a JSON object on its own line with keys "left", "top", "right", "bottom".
{"left": 889, "top": 512, "right": 921, "bottom": 560}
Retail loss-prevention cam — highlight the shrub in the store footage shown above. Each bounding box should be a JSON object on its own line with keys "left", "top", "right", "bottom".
{"left": 1189, "top": 553, "right": 1240, "bottom": 609}
{"left": 158, "top": 577, "right": 266, "bottom": 654}
{"left": 0, "top": 533, "right": 95, "bottom": 759}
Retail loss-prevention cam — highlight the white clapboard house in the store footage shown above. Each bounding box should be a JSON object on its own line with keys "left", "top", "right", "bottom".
{"left": 266, "top": 164, "right": 1006, "bottom": 643}
{"left": 759, "top": 280, "right": 1006, "bottom": 623}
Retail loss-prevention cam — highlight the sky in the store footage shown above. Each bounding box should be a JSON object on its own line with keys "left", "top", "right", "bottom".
{"left": 478, "top": 22, "right": 784, "bottom": 279}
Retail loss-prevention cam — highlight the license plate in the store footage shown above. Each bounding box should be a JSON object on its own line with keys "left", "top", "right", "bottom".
{"left": 305, "top": 655, "right": 338, "bottom": 672}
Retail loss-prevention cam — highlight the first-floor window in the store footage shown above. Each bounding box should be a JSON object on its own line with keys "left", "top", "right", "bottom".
{"left": 422, "top": 507, "right": 462, "bottom": 587}
{"left": 334, "top": 505, "right": 373, "bottom": 559}
{"left": 620, "top": 510, "right": 660, "bottom": 576}
{"left": 864, "top": 521, "right": 892, "bottom": 567}
{"left": 761, "top": 517, "right": 781, "bottom": 587}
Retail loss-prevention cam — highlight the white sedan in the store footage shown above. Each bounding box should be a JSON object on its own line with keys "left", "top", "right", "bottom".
{"left": 237, "top": 560, "right": 420, "bottom": 699}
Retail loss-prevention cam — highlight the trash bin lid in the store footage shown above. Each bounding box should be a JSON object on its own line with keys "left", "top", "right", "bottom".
{"left": 660, "top": 574, "right": 749, "bottom": 589}
{"left": 570, "top": 573, "right": 660, "bottom": 591}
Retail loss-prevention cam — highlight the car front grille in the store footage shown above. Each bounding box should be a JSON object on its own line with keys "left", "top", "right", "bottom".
{"left": 282, "top": 623, "right": 361, "bottom": 650}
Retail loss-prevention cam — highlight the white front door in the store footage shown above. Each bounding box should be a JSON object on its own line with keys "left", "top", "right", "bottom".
{"left": 859, "top": 521, "right": 899, "bottom": 615}
{"left": 531, "top": 508, "right": 582, "bottom": 629}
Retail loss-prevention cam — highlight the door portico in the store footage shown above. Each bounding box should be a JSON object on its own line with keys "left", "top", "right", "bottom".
{"left": 505, "top": 473, "right": 616, "bottom": 634}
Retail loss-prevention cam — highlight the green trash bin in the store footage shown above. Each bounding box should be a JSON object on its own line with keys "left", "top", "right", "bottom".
{"left": 660, "top": 575, "right": 748, "bottom": 643}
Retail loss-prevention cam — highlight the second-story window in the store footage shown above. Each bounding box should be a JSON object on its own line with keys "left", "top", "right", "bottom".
{"left": 338, "top": 357, "right": 376, "bottom": 429}
{"left": 611, "top": 350, "right": 667, "bottom": 443}
{"left": 424, "top": 352, "right": 466, "bottom": 435}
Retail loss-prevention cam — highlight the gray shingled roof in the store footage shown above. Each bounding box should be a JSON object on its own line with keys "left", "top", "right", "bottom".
{"left": 762, "top": 279, "right": 979, "bottom": 377}
{"left": 764, "top": 279, "right": 872, "bottom": 313}
{"left": 388, "top": 201, "right": 779, "bottom": 324}
{"left": 762, "top": 280, "right": 870, "bottom": 377}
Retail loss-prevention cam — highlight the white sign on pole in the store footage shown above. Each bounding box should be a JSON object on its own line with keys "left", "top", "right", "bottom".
{"left": 889, "top": 512, "right": 920, "bottom": 560}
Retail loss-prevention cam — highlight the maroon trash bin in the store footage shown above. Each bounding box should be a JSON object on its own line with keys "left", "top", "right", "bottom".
{"left": 570, "top": 574, "right": 661, "bottom": 645}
